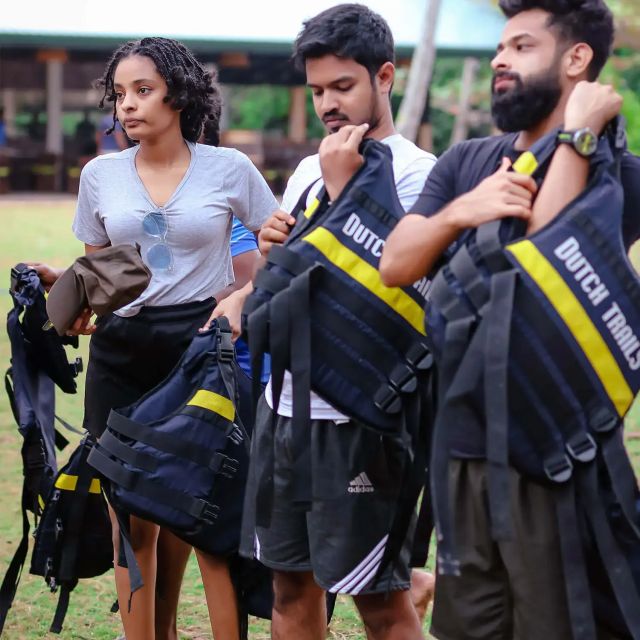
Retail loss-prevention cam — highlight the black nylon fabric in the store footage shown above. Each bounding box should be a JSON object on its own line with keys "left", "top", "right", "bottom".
{"left": 426, "top": 119, "right": 640, "bottom": 639}
{"left": 0, "top": 265, "right": 82, "bottom": 635}
{"left": 29, "top": 435, "right": 112, "bottom": 634}
{"left": 243, "top": 139, "right": 432, "bottom": 434}
{"left": 88, "top": 318, "right": 250, "bottom": 557}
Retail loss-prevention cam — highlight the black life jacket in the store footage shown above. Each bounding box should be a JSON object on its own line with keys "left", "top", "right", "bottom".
{"left": 88, "top": 317, "right": 250, "bottom": 558}
{"left": 29, "top": 435, "right": 113, "bottom": 634}
{"left": 0, "top": 265, "right": 82, "bottom": 635}
{"left": 427, "top": 118, "right": 640, "bottom": 639}
{"left": 242, "top": 139, "right": 434, "bottom": 582}
{"left": 243, "top": 139, "right": 433, "bottom": 435}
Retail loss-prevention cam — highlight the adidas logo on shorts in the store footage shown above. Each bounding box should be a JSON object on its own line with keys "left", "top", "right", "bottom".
{"left": 348, "top": 472, "right": 374, "bottom": 494}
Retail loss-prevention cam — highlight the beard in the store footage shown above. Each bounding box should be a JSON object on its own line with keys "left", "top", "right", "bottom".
{"left": 491, "top": 63, "right": 563, "bottom": 133}
{"left": 322, "top": 88, "right": 381, "bottom": 135}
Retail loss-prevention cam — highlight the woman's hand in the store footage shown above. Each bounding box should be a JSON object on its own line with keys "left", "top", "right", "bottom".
{"left": 27, "top": 262, "right": 64, "bottom": 292}
{"left": 200, "top": 285, "right": 251, "bottom": 340}
{"left": 66, "top": 308, "right": 97, "bottom": 336}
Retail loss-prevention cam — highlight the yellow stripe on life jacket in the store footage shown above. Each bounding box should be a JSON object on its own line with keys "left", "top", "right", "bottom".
{"left": 187, "top": 390, "right": 235, "bottom": 422}
{"left": 55, "top": 474, "right": 102, "bottom": 494}
{"left": 303, "top": 197, "right": 321, "bottom": 220}
{"left": 512, "top": 151, "right": 539, "bottom": 176}
{"left": 302, "top": 226, "right": 426, "bottom": 335}
{"left": 507, "top": 239, "right": 634, "bottom": 416}
{"left": 38, "top": 494, "right": 45, "bottom": 510}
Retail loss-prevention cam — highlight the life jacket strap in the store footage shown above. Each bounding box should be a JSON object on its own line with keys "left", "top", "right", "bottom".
{"left": 431, "top": 316, "right": 475, "bottom": 576}
{"left": 289, "top": 271, "right": 314, "bottom": 501}
{"left": 49, "top": 581, "right": 76, "bottom": 634}
{"left": 90, "top": 446, "right": 221, "bottom": 525}
{"left": 553, "top": 482, "right": 598, "bottom": 640}
{"left": 350, "top": 186, "right": 399, "bottom": 227}
{"left": 105, "top": 412, "right": 237, "bottom": 476}
{"left": 599, "top": 432, "right": 640, "bottom": 540}
{"left": 267, "top": 244, "right": 312, "bottom": 278}
{"left": 269, "top": 285, "right": 294, "bottom": 417}
{"left": 484, "top": 270, "right": 516, "bottom": 541}
{"left": 316, "top": 267, "right": 428, "bottom": 356}
{"left": 0, "top": 490, "right": 30, "bottom": 634}
{"left": 56, "top": 439, "right": 94, "bottom": 584}
{"left": 579, "top": 464, "right": 640, "bottom": 638}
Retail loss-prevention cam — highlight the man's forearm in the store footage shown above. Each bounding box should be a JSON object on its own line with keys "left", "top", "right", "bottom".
{"left": 381, "top": 208, "right": 463, "bottom": 287}
{"left": 528, "top": 145, "right": 589, "bottom": 235}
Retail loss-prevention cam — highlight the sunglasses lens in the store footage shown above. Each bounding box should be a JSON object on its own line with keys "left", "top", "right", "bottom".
{"left": 143, "top": 211, "right": 167, "bottom": 237}
{"left": 147, "top": 243, "right": 173, "bottom": 270}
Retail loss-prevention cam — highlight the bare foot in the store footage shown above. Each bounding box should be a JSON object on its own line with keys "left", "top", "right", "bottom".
{"left": 410, "top": 568, "right": 435, "bottom": 624}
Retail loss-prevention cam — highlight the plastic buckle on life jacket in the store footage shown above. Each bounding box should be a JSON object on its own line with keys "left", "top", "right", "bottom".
{"left": 227, "top": 424, "right": 243, "bottom": 445}
{"left": 69, "top": 357, "right": 83, "bottom": 377}
{"left": 566, "top": 433, "right": 597, "bottom": 463}
{"left": 374, "top": 384, "right": 402, "bottom": 414}
{"left": 211, "top": 453, "right": 238, "bottom": 478}
{"left": 543, "top": 454, "right": 573, "bottom": 484}
{"left": 589, "top": 406, "right": 619, "bottom": 434}
{"left": 200, "top": 501, "right": 220, "bottom": 524}
{"left": 405, "top": 343, "right": 433, "bottom": 371}
{"left": 54, "top": 517, "right": 63, "bottom": 539}
{"left": 216, "top": 328, "right": 234, "bottom": 363}
{"left": 389, "top": 364, "right": 418, "bottom": 394}
{"left": 9, "top": 265, "right": 27, "bottom": 295}
{"left": 45, "top": 558, "right": 55, "bottom": 583}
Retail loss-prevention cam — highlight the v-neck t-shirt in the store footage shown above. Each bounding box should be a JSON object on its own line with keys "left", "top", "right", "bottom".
{"left": 72, "top": 141, "right": 279, "bottom": 316}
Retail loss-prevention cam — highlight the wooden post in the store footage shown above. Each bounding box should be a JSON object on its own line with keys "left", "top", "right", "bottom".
{"left": 450, "top": 57, "right": 480, "bottom": 146}
{"left": 396, "top": 0, "right": 443, "bottom": 142}
{"left": 288, "top": 87, "right": 307, "bottom": 144}
{"left": 2, "top": 89, "right": 18, "bottom": 138}
{"left": 37, "top": 49, "right": 68, "bottom": 191}
{"left": 37, "top": 50, "right": 68, "bottom": 156}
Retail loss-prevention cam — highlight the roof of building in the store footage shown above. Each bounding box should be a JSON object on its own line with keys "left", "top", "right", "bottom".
{"left": 0, "top": 0, "right": 505, "bottom": 57}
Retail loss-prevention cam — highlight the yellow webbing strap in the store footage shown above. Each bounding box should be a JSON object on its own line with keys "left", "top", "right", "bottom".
{"left": 302, "top": 226, "right": 426, "bottom": 335}
{"left": 55, "top": 474, "right": 102, "bottom": 494}
{"left": 507, "top": 239, "right": 633, "bottom": 416}
{"left": 303, "top": 197, "right": 321, "bottom": 219}
{"left": 187, "top": 390, "right": 235, "bottom": 422}
{"left": 512, "top": 151, "right": 539, "bottom": 176}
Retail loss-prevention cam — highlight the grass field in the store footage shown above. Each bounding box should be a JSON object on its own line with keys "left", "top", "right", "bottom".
{"left": 0, "top": 197, "right": 438, "bottom": 639}
{"left": 0, "top": 197, "right": 638, "bottom": 639}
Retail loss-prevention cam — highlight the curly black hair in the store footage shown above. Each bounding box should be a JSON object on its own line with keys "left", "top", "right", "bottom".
{"left": 498, "top": 0, "right": 614, "bottom": 80}
{"left": 292, "top": 3, "right": 395, "bottom": 81}
{"left": 96, "top": 37, "right": 222, "bottom": 143}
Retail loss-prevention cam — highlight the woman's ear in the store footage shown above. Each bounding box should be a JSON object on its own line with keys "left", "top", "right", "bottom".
{"left": 564, "top": 42, "right": 594, "bottom": 80}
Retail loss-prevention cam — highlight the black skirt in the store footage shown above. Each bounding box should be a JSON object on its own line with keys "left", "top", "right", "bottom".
{"left": 83, "top": 298, "right": 216, "bottom": 438}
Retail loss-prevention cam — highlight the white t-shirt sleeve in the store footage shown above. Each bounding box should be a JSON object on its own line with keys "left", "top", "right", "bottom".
{"left": 72, "top": 159, "right": 110, "bottom": 246}
{"left": 395, "top": 155, "right": 437, "bottom": 212}
{"left": 280, "top": 156, "right": 321, "bottom": 214}
{"left": 225, "top": 151, "right": 279, "bottom": 231}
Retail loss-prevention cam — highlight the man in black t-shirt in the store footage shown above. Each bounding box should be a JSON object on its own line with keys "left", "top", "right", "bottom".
{"left": 319, "top": 1, "right": 639, "bottom": 639}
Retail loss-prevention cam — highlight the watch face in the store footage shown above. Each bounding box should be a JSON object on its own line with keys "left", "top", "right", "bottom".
{"left": 574, "top": 129, "right": 597, "bottom": 156}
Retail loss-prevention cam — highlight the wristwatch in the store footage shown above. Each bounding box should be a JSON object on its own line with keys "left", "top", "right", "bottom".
{"left": 557, "top": 127, "right": 598, "bottom": 158}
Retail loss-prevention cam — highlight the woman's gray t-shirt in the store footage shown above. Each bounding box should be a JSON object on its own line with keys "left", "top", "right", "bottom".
{"left": 73, "top": 142, "right": 278, "bottom": 316}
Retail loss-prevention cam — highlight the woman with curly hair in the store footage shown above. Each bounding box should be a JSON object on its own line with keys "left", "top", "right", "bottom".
{"left": 37, "top": 37, "right": 278, "bottom": 639}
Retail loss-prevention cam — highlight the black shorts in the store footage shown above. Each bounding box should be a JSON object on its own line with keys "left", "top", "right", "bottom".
{"left": 241, "top": 396, "right": 414, "bottom": 595}
{"left": 431, "top": 459, "right": 623, "bottom": 640}
{"left": 83, "top": 298, "right": 215, "bottom": 438}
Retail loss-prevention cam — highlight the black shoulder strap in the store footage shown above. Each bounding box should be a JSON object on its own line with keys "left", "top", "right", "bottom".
{"left": 287, "top": 181, "right": 329, "bottom": 244}
{"left": 49, "top": 582, "right": 76, "bottom": 634}
{"left": 4, "top": 369, "right": 19, "bottom": 427}
{"left": 0, "top": 486, "right": 31, "bottom": 633}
